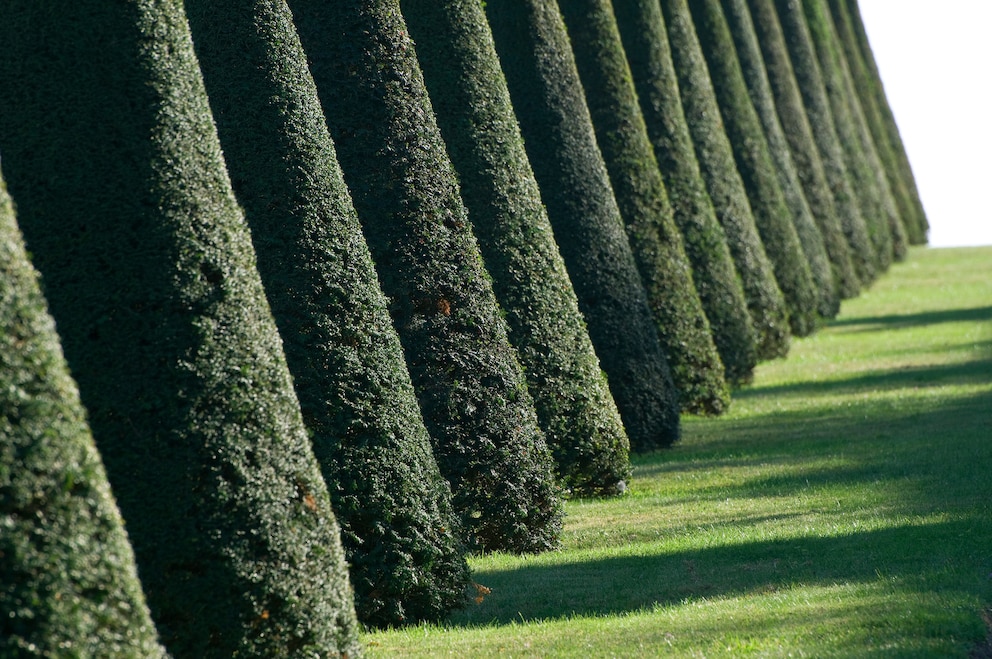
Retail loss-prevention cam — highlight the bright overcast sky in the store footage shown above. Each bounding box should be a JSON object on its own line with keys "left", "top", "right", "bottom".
{"left": 858, "top": 0, "right": 992, "bottom": 247}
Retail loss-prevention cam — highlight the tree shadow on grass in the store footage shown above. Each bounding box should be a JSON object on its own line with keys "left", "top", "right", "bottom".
{"left": 829, "top": 305, "right": 992, "bottom": 331}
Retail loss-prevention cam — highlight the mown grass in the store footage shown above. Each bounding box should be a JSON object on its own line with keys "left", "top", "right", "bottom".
{"left": 365, "top": 246, "right": 992, "bottom": 657}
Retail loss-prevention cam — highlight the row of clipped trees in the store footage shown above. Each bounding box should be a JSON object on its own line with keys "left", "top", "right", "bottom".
{"left": 0, "top": 0, "right": 926, "bottom": 655}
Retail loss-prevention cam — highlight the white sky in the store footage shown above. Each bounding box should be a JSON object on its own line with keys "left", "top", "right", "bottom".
{"left": 858, "top": 0, "right": 992, "bottom": 247}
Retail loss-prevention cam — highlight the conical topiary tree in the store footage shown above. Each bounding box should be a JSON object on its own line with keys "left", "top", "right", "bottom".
{"left": 289, "top": 0, "right": 565, "bottom": 551}
{"left": 800, "top": 0, "right": 906, "bottom": 268}
{"left": 688, "top": 0, "right": 820, "bottom": 336}
{"left": 184, "top": 0, "right": 470, "bottom": 627}
{"left": 745, "top": 0, "right": 861, "bottom": 298}
{"left": 614, "top": 0, "right": 758, "bottom": 386}
{"left": 0, "top": 2, "right": 362, "bottom": 656}
{"left": 1, "top": 172, "right": 167, "bottom": 659}
{"left": 400, "top": 0, "right": 632, "bottom": 493}
{"left": 772, "top": 0, "right": 878, "bottom": 285}
{"left": 719, "top": 0, "right": 840, "bottom": 319}
{"left": 660, "top": 0, "right": 791, "bottom": 359}
{"left": 829, "top": 0, "right": 928, "bottom": 245}
{"left": 484, "top": 0, "right": 682, "bottom": 450}
{"left": 555, "top": 0, "right": 730, "bottom": 415}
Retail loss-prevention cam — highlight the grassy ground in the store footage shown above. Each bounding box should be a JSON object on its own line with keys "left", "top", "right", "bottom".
{"left": 364, "top": 245, "right": 992, "bottom": 657}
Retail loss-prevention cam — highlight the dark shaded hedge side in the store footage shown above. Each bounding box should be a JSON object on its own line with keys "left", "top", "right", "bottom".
{"left": 485, "top": 0, "right": 681, "bottom": 451}
{"left": 744, "top": 0, "right": 861, "bottom": 299}
{"left": 401, "top": 0, "right": 632, "bottom": 494}
{"left": 1, "top": 173, "right": 166, "bottom": 659}
{"left": 614, "top": 0, "right": 758, "bottom": 386}
{"left": 661, "top": 0, "right": 791, "bottom": 360}
{"left": 772, "top": 0, "right": 878, "bottom": 286}
{"left": 800, "top": 0, "right": 905, "bottom": 268}
{"left": 558, "top": 0, "right": 731, "bottom": 415}
{"left": 290, "top": 0, "right": 564, "bottom": 552}
{"left": 830, "top": 0, "right": 928, "bottom": 245}
{"left": 0, "top": 2, "right": 362, "bottom": 656}
{"left": 689, "top": 0, "right": 819, "bottom": 337}
{"left": 184, "top": 0, "right": 470, "bottom": 627}
{"left": 720, "top": 0, "right": 840, "bottom": 319}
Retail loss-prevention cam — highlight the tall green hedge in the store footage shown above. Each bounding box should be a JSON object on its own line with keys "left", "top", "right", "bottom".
{"left": 720, "top": 0, "right": 840, "bottom": 319}
{"left": 745, "top": 0, "right": 861, "bottom": 299}
{"left": 401, "top": 0, "right": 632, "bottom": 494}
{"left": 772, "top": 0, "right": 878, "bottom": 285}
{"left": 290, "top": 0, "right": 564, "bottom": 551}
{"left": 184, "top": 0, "right": 470, "bottom": 627}
{"left": 0, "top": 1, "right": 362, "bottom": 656}
{"left": 1, "top": 173, "right": 166, "bottom": 658}
{"left": 661, "top": 0, "right": 791, "bottom": 360}
{"left": 800, "top": 0, "right": 905, "bottom": 268}
{"left": 556, "top": 0, "right": 730, "bottom": 415}
{"left": 614, "top": 0, "right": 758, "bottom": 386}
{"left": 689, "top": 0, "right": 820, "bottom": 336}
{"left": 485, "top": 0, "right": 681, "bottom": 451}
{"left": 829, "top": 0, "right": 928, "bottom": 245}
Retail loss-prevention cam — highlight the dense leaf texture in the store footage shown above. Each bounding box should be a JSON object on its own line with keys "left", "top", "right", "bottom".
{"left": 614, "top": 0, "right": 758, "bottom": 386}
{"left": 1, "top": 174, "right": 166, "bottom": 658}
{"left": 185, "top": 0, "right": 470, "bottom": 627}
{"left": 290, "top": 0, "right": 564, "bottom": 551}
{"left": 661, "top": 0, "right": 791, "bottom": 359}
{"left": 485, "top": 0, "right": 681, "bottom": 451}
{"left": 402, "top": 0, "right": 632, "bottom": 493}
{"left": 557, "top": 0, "right": 730, "bottom": 414}
{"left": 0, "top": 1, "right": 361, "bottom": 656}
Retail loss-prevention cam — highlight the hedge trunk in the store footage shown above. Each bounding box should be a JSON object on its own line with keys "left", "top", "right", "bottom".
{"left": 401, "top": 0, "right": 632, "bottom": 494}
{"left": 184, "top": 0, "right": 470, "bottom": 627}
{"left": 485, "top": 0, "right": 682, "bottom": 451}
{"left": 688, "top": 0, "right": 820, "bottom": 336}
{"left": 614, "top": 0, "right": 758, "bottom": 386}
{"left": 719, "top": 0, "right": 840, "bottom": 319}
{"left": 830, "top": 0, "right": 928, "bottom": 244}
{"left": 1, "top": 173, "right": 166, "bottom": 658}
{"left": 0, "top": 1, "right": 362, "bottom": 656}
{"left": 745, "top": 0, "right": 861, "bottom": 298}
{"left": 772, "top": 0, "right": 879, "bottom": 285}
{"left": 290, "top": 0, "right": 564, "bottom": 551}
{"left": 660, "top": 0, "right": 791, "bottom": 359}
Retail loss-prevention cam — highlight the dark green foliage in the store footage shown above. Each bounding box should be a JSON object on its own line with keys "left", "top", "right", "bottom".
{"left": 689, "top": 0, "right": 820, "bottom": 336}
{"left": 1, "top": 174, "right": 166, "bottom": 658}
{"left": 0, "top": 2, "right": 362, "bottom": 656}
{"left": 660, "top": 0, "right": 791, "bottom": 359}
{"left": 556, "top": 0, "right": 730, "bottom": 415}
{"left": 720, "top": 0, "right": 840, "bottom": 319}
{"left": 485, "top": 0, "right": 681, "bottom": 451}
{"left": 800, "top": 0, "right": 906, "bottom": 268}
{"left": 614, "top": 0, "right": 759, "bottom": 386}
{"left": 290, "top": 0, "right": 564, "bottom": 551}
{"left": 745, "top": 0, "right": 861, "bottom": 299}
{"left": 401, "top": 0, "right": 632, "bottom": 493}
{"left": 829, "top": 0, "right": 928, "bottom": 245}
{"left": 184, "top": 0, "right": 470, "bottom": 627}
{"left": 772, "top": 0, "right": 879, "bottom": 285}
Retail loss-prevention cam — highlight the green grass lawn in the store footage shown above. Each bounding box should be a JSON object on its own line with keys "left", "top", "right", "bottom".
{"left": 365, "top": 246, "right": 992, "bottom": 657}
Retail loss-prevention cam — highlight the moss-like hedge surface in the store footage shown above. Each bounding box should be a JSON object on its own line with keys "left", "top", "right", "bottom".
{"left": 557, "top": 0, "right": 730, "bottom": 415}
{"left": 1, "top": 173, "right": 166, "bottom": 658}
{"left": 614, "top": 0, "right": 758, "bottom": 386}
{"left": 689, "top": 0, "right": 820, "bottom": 337}
{"left": 402, "top": 0, "right": 632, "bottom": 493}
{"left": 485, "top": 0, "right": 681, "bottom": 451}
{"left": 745, "top": 0, "right": 861, "bottom": 299}
{"left": 661, "top": 0, "right": 791, "bottom": 360}
{"left": 0, "top": 2, "right": 362, "bottom": 656}
{"left": 185, "top": 0, "right": 470, "bottom": 627}
{"left": 290, "top": 0, "right": 564, "bottom": 551}
{"left": 720, "top": 0, "right": 840, "bottom": 320}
